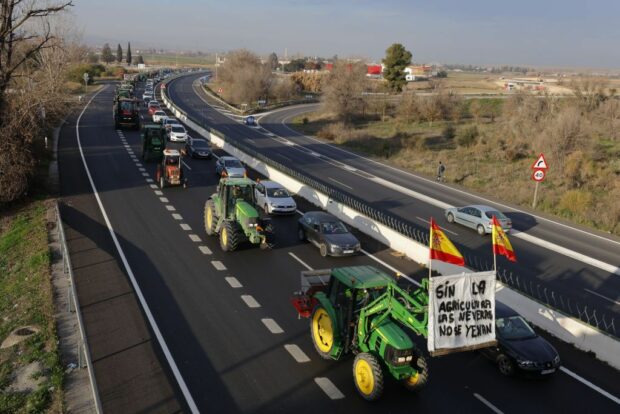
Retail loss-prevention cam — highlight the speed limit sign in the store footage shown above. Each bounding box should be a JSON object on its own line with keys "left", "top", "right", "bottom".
{"left": 532, "top": 169, "right": 545, "bottom": 182}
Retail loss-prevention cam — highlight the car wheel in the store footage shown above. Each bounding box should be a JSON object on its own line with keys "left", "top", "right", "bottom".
{"left": 497, "top": 354, "right": 515, "bottom": 376}
{"left": 477, "top": 224, "right": 486, "bottom": 236}
{"left": 159, "top": 175, "right": 165, "bottom": 189}
{"left": 447, "top": 213, "right": 455, "bottom": 223}
{"left": 298, "top": 227, "right": 306, "bottom": 242}
{"left": 319, "top": 244, "right": 328, "bottom": 257}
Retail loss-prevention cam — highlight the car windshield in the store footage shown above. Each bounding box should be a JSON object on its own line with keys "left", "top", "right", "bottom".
{"left": 321, "top": 221, "right": 348, "bottom": 234}
{"left": 224, "top": 159, "right": 243, "bottom": 168}
{"left": 155, "top": 111, "right": 165, "bottom": 116}
{"left": 484, "top": 210, "right": 507, "bottom": 220}
{"left": 120, "top": 101, "right": 135, "bottom": 111}
{"left": 171, "top": 126, "right": 185, "bottom": 133}
{"left": 496, "top": 316, "right": 536, "bottom": 340}
{"left": 193, "top": 140, "right": 208, "bottom": 148}
{"left": 267, "top": 188, "right": 290, "bottom": 198}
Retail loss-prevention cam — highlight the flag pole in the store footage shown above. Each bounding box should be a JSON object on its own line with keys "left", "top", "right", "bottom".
{"left": 492, "top": 216, "right": 497, "bottom": 275}
{"left": 428, "top": 218, "right": 433, "bottom": 279}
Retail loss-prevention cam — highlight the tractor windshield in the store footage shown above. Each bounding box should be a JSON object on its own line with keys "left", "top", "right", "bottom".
{"left": 231, "top": 185, "right": 254, "bottom": 202}
{"left": 321, "top": 221, "right": 348, "bottom": 234}
{"left": 165, "top": 156, "right": 179, "bottom": 165}
{"left": 120, "top": 101, "right": 136, "bottom": 112}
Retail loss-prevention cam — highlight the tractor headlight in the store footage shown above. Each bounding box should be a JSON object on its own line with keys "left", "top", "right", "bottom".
{"left": 385, "top": 345, "right": 414, "bottom": 366}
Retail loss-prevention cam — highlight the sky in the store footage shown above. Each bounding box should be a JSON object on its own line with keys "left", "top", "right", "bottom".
{"left": 72, "top": 0, "right": 620, "bottom": 68}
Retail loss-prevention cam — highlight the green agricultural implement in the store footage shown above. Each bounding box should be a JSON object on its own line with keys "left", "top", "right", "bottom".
{"left": 292, "top": 266, "right": 429, "bottom": 401}
{"left": 204, "top": 177, "right": 274, "bottom": 252}
{"left": 141, "top": 124, "right": 165, "bottom": 161}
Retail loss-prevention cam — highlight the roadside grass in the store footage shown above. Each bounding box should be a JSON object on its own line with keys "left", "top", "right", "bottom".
{"left": 0, "top": 200, "right": 63, "bottom": 413}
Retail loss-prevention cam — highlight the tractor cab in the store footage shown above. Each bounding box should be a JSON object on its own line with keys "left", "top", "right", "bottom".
{"left": 156, "top": 149, "right": 187, "bottom": 189}
{"left": 141, "top": 124, "right": 165, "bottom": 161}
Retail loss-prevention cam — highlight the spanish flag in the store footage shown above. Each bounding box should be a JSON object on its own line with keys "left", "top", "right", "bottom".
{"left": 429, "top": 218, "right": 465, "bottom": 266}
{"left": 492, "top": 215, "right": 516, "bottom": 262}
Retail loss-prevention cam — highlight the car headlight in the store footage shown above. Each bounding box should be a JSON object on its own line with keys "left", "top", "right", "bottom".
{"left": 270, "top": 203, "right": 276, "bottom": 207}
{"left": 517, "top": 360, "right": 535, "bottom": 368}
{"left": 330, "top": 244, "right": 340, "bottom": 252}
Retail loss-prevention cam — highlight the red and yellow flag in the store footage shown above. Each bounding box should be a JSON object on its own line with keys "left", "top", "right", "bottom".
{"left": 492, "top": 215, "right": 516, "bottom": 262}
{"left": 429, "top": 218, "right": 465, "bottom": 266}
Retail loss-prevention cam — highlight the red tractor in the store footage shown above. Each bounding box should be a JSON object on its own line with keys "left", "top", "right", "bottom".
{"left": 155, "top": 149, "right": 187, "bottom": 189}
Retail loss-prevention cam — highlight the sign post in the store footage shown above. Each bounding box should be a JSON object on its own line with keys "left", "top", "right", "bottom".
{"left": 83, "top": 72, "right": 90, "bottom": 94}
{"left": 530, "top": 153, "right": 548, "bottom": 208}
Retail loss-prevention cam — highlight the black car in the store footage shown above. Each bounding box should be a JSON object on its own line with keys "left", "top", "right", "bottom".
{"left": 481, "top": 302, "right": 560, "bottom": 377}
{"left": 298, "top": 211, "right": 360, "bottom": 257}
{"left": 185, "top": 137, "right": 212, "bottom": 159}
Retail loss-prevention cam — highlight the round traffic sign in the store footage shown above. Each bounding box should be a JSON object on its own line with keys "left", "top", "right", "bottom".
{"left": 532, "top": 169, "right": 545, "bottom": 182}
{"left": 218, "top": 87, "right": 223, "bottom": 94}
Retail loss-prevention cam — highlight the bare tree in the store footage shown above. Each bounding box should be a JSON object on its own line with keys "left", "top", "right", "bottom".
{"left": 217, "top": 49, "right": 272, "bottom": 105}
{"left": 322, "top": 61, "right": 368, "bottom": 124}
{"left": 571, "top": 77, "right": 608, "bottom": 111}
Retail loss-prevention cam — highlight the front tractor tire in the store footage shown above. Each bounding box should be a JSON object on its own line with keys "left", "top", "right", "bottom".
{"left": 353, "top": 352, "right": 384, "bottom": 401}
{"left": 311, "top": 306, "right": 335, "bottom": 360}
{"left": 220, "top": 221, "right": 241, "bottom": 252}
{"left": 401, "top": 353, "right": 429, "bottom": 391}
{"left": 204, "top": 200, "right": 217, "bottom": 236}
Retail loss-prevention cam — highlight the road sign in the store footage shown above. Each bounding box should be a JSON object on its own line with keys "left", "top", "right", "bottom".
{"left": 532, "top": 169, "right": 545, "bottom": 182}
{"left": 217, "top": 87, "right": 223, "bottom": 94}
{"left": 83, "top": 72, "right": 90, "bottom": 82}
{"left": 531, "top": 153, "right": 548, "bottom": 170}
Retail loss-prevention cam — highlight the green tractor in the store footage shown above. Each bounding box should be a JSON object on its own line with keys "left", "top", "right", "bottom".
{"left": 292, "top": 266, "right": 430, "bottom": 401}
{"left": 141, "top": 124, "right": 165, "bottom": 161}
{"left": 204, "top": 177, "right": 274, "bottom": 252}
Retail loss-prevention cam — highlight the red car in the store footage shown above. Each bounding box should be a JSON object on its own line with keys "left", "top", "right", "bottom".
{"left": 148, "top": 103, "right": 161, "bottom": 115}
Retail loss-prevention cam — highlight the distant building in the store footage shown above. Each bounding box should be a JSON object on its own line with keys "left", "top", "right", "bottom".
{"left": 404, "top": 65, "right": 432, "bottom": 81}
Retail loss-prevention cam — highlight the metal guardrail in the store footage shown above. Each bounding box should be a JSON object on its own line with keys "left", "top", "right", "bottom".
{"left": 56, "top": 203, "right": 103, "bottom": 414}
{"left": 163, "top": 75, "right": 618, "bottom": 340}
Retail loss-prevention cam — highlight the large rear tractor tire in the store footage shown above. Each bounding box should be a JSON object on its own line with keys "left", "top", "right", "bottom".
{"left": 353, "top": 353, "right": 384, "bottom": 401}
{"left": 204, "top": 200, "right": 217, "bottom": 236}
{"left": 220, "top": 221, "right": 241, "bottom": 252}
{"left": 401, "top": 352, "right": 429, "bottom": 391}
{"left": 311, "top": 306, "right": 336, "bottom": 360}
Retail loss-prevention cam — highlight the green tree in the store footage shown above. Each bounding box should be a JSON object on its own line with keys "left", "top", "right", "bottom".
{"left": 116, "top": 43, "right": 123, "bottom": 63}
{"left": 126, "top": 42, "right": 132, "bottom": 65}
{"left": 136, "top": 55, "right": 144, "bottom": 65}
{"left": 382, "top": 43, "right": 412, "bottom": 92}
{"left": 268, "top": 52, "right": 278, "bottom": 70}
{"left": 101, "top": 43, "right": 114, "bottom": 64}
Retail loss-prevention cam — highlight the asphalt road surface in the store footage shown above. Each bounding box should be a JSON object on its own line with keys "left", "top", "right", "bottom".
{"left": 61, "top": 77, "right": 620, "bottom": 413}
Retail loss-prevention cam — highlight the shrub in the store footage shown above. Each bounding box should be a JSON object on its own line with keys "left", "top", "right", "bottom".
{"left": 65, "top": 64, "right": 106, "bottom": 84}
{"left": 558, "top": 190, "right": 592, "bottom": 217}
{"left": 457, "top": 126, "right": 479, "bottom": 147}
{"left": 442, "top": 124, "right": 456, "bottom": 141}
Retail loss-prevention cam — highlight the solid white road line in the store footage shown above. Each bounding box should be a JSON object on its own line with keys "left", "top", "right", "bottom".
{"left": 583, "top": 289, "right": 620, "bottom": 306}
{"left": 473, "top": 393, "right": 504, "bottom": 414}
{"left": 328, "top": 177, "right": 354, "bottom": 190}
{"left": 284, "top": 344, "right": 310, "bottom": 363}
{"left": 198, "top": 245, "right": 212, "bottom": 255}
{"left": 225, "top": 277, "right": 242, "bottom": 288}
{"left": 75, "top": 87, "right": 199, "bottom": 413}
{"left": 359, "top": 248, "right": 421, "bottom": 287}
{"left": 314, "top": 378, "right": 345, "bottom": 400}
{"left": 288, "top": 252, "right": 313, "bottom": 271}
{"left": 211, "top": 260, "right": 226, "bottom": 271}
{"left": 154, "top": 190, "right": 163, "bottom": 196}
{"left": 165, "top": 205, "right": 176, "bottom": 211}
{"left": 181, "top": 160, "right": 192, "bottom": 170}
{"left": 159, "top": 197, "right": 169, "bottom": 203}
{"left": 180, "top": 223, "right": 191, "bottom": 231}
{"left": 240, "top": 295, "right": 260, "bottom": 308}
{"left": 416, "top": 216, "right": 458, "bottom": 236}
{"left": 189, "top": 234, "right": 201, "bottom": 242}
{"left": 172, "top": 213, "right": 183, "bottom": 220}
{"left": 261, "top": 318, "right": 284, "bottom": 334}
{"left": 560, "top": 367, "right": 620, "bottom": 405}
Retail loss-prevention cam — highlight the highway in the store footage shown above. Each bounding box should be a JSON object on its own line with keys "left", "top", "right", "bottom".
{"left": 168, "top": 72, "right": 620, "bottom": 333}
{"left": 54, "top": 74, "right": 620, "bottom": 412}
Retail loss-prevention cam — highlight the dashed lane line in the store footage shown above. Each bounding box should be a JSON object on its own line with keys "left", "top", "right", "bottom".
{"left": 165, "top": 205, "right": 176, "bottom": 211}
{"left": 154, "top": 190, "right": 163, "bottom": 196}
{"left": 261, "top": 318, "right": 284, "bottom": 334}
{"left": 149, "top": 184, "right": 158, "bottom": 189}
{"left": 142, "top": 172, "right": 150, "bottom": 177}
{"left": 146, "top": 178, "right": 154, "bottom": 183}
{"left": 139, "top": 167, "right": 146, "bottom": 172}
{"left": 288, "top": 252, "right": 313, "bottom": 271}
{"left": 181, "top": 160, "right": 192, "bottom": 170}
{"left": 189, "top": 234, "right": 201, "bottom": 242}
{"left": 159, "top": 197, "right": 169, "bottom": 203}
{"left": 240, "top": 295, "right": 261, "bottom": 308}
{"left": 172, "top": 213, "right": 183, "bottom": 220}
{"left": 314, "top": 378, "right": 345, "bottom": 400}
{"left": 473, "top": 393, "right": 503, "bottom": 414}
{"left": 180, "top": 223, "right": 191, "bottom": 231}
{"left": 225, "top": 276, "right": 242, "bottom": 288}
{"left": 198, "top": 245, "right": 212, "bottom": 255}
{"left": 284, "top": 344, "right": 310, "bottom": 363}
{"left": 211, "top": 260, "right": 226, "bottom": 271}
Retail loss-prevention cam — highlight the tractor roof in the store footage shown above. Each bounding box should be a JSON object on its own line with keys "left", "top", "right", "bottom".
{"left": 163, "top": 149, "right": 181, "bottom": 156}
{"left": 143, "top": 123, "right": 164, "bottom": 130}
{"left": 220, "top": 177, "right": 255, "bottom": 186}
{"left": 331, "top": 266, "right": 393, "bottom": 289}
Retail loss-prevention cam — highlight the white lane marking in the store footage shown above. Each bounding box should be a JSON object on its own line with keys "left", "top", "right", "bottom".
{"left": 314, "top": 378, "right": 345, "bottom": 400}
{"left": 560, "top": 367, "right": 620, "bottom": 405}
{"left": 142, "top": 172, "right": 150, "bottom": 177}
{"left": 189, "top": 234, "right": 201, "bottom": 242}
{"left": 327, "top": 177, "right": 353, "bottom": 190}
{"left": 154, "top": 190, "right": 163, "bottom": 196}
{"left": 75, "top": 87, "right": 200, "bottom": 414}
{"left": 225, "top": 276, "right": 242, "bottom": 288}
{"left": 172, "top": 213, "right": 183, "bottom": 220}
{"left": 284, "top": 344, "right": 310, "bottom": 363}
{"left": 198, "top": 245, "right": 212, "bottom": 255}
{"left": 241, "top": 295, "right": 260, "bottom": 308}
{"left": 182, "top": 160, "right": 192, "bottom": 170}
{"left": 180, "top": 223, "right": 191, "bottom": 231}
{"left": 288, "top": 252, "right": 313, "bottom": 271}
{"left": 166, "top": 205, "right": 176, "bottom": 211}
{"left": 159, "top": 197, "right": 169, "bottom": 203}
{"left": 310, "top": 151, "right": 320, "bottom": 157}
{"left": 261, "top": 318, "right": 284, "bottom": 334}
{"left": 146, "top": 178, "right": 154, "bottom": 183}
{"left": 343, "top": 164, "right": 357, "bottom": 172}
{"left": 416, "top": 216, "right": 458, "bottom": 236}
{"left": 139, "top": 167, "right": 146, "bottom": 172}
{"left": 360, "top": 248, "right": 421, "bottom": 287}
{"left": 583, "top": 289, "right": 620, "bottom": 306}
{"left": 473, "top": 393, "right": 504, "bottom": 414}
{"left": 211, "top": 260, "right": 226, "bottom": 271}
{"left": 149, "top": 184, "right": 158, "bottom": 189}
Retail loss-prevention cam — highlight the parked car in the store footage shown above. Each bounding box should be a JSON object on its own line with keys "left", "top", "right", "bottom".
{"left": 185, "top": 137, "right": 212, "bottom": 159}
{"left": 255, "top": 180, "right": 296, "bottom": 214}
{"left": 163, "top": 117, "right": 182, "bottom": 132}
{"left": 168, "top": 125, "right": 188, "bottom": 142}
{"left": 215, "top": 156, "right": 246, "bottom": 178}
{"left": 480, "top": 302, "right": 560, "bottom": 377}
{"left": 444, "top": 205, "right": 512, "bottom": 236}
{"left": 298, "top": 211, "right": 360, "bottom": 257}
{"left": 147, "top": 103, "right": 161, "bottom": 116}
{"left": 152, "top": 110, "right": 167, "bottom": 124}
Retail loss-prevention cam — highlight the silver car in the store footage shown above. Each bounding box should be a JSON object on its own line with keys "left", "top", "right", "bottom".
{"left": 444, "top": 205, "right": 512, "bottom": 236}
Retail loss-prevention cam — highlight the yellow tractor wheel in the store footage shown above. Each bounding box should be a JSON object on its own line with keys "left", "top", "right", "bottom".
{"left": 310, "top": 306, "right": 335, "bottom": 360}
{"left": 204, "top": 200, "right": 217, "bottom": 236}
{"left": 401, "top": 354, "right": 429, "bottom": 391}
{"left": 353, "top": 352, "right": 384, "bottom": 401}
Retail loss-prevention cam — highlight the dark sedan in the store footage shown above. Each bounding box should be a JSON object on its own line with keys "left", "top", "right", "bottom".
{"left": 185, "top": 137, "right": 212, "bottom": 159}
{"left": 481, "top": 302, "right": 560, "bottom": 377}
{"left": 298, "top": 211, "right": 360, "bottom": 257}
